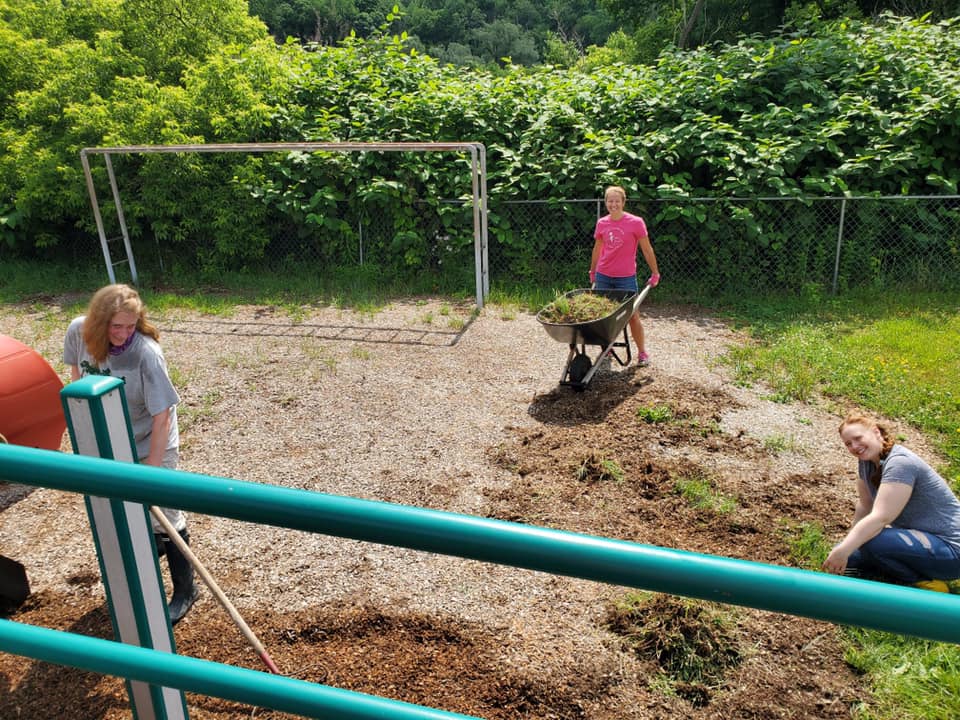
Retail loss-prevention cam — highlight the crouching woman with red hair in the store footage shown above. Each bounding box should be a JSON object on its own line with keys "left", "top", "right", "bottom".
{"left": 823, "top": 414, "right": 960, "bottom": 592}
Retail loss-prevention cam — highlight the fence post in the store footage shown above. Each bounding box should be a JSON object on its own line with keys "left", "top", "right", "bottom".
{"left": 60, "top": 375, "right": 188, "bottom": 720}
{"left": 832, "top": 197, "right": 848, "bottom": 295}
{"left": 359, "top": 216, "right": 364, "bottom": 266}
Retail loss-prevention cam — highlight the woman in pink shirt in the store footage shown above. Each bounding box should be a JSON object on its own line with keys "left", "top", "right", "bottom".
{"left": 589, "top": 185, "right": 660, "bottom": 365}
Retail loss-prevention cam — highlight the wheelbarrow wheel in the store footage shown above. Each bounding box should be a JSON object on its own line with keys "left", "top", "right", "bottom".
{"left": 569, "top": 351, "right": 592, "bottom": 385}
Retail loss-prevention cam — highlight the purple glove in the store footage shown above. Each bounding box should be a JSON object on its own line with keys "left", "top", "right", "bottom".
{"left": 647, "top": 274, "right": 660, "bottom": 287}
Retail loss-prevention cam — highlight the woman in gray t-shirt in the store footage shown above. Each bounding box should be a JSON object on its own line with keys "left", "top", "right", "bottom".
{"left": 64, "top": 283, "right": 199, "bottom": 623}
{"left": 823, "top": 413, "right": 960, "bottom": 592}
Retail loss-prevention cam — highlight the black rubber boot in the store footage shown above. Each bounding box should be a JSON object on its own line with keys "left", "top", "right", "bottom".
{"left": 163, "top": 528, "right": 200, "bottom": 625}
{"left": 153, "top": 533, "right": 167, "bottom": 558}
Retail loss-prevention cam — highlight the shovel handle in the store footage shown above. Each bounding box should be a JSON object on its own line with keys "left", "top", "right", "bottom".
{"left": 150, "top": 507, "right": 282, "bottom": 674}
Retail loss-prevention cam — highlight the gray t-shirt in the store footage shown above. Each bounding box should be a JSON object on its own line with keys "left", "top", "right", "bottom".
{"left": 860, "top": 444, "right": 960, "bottom": 553}
{"left": 64, "top": 316, "right": 180, "bottom": 460}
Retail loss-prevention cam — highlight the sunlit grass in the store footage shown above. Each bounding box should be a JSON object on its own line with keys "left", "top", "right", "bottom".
{"left": 636, "top": 404, "right": 674, "bottom": 423}
{"left": 177, "top": 388, "right": 223, "bottom": 437}
{"left": 762, "top": 432, "right": 800, "bottom": 454}
{"left": 574, "top": 453, "right": 626, "bottom": 483}
{"left": 717, "top": 290, "right": 960, "bottom": 485}
{"left": 487, "top": 284, "right": 562, "bottom": 313}
{"left": 605, "top": 591, "right": 743, "bottom": 702}
{"left": 844, "top": 628, "right": 960, "bottom": 720}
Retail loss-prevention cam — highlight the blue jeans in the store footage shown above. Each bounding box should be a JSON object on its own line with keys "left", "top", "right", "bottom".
{"left": 847, "top": 527, "right": 960, "bottom": 583}
{"left": 594, "top": 272, "right": 638, "bottom": 293}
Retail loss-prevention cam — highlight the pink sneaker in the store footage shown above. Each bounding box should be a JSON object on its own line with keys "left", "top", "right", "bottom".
{"left": 637, "top": 351, "right": 650, "bottom": 367}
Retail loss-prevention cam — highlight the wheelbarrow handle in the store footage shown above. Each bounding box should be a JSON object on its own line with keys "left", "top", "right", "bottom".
{"left": 633, "top": 283, "right": 652, "bottom": 308}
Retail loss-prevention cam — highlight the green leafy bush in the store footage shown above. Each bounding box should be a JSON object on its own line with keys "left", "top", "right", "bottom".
{"left": 2, "top": 8, "right": 959, "bottom": 289}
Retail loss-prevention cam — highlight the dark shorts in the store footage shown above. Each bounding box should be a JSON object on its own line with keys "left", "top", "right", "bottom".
{"left": 594, "top": 272, "right": 638, "bottom": 293}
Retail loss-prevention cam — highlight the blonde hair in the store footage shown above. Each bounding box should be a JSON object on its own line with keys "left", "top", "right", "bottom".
{"left": 82, "top": 284, "right": 160, "bottom": 364}
{"left": 604, "top": 185, "right": 627, "bottom": 203}
{"left": 839, "top": 413, "right": 896, "bottom": 487}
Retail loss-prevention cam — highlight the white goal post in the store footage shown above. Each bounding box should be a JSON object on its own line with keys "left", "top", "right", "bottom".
{"left": 79, "top": 142, "right": 490, "bottom": 308}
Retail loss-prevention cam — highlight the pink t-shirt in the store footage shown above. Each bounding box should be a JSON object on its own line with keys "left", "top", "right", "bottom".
{"left": 594, "top": 212, "right": 648, "bottom": 278}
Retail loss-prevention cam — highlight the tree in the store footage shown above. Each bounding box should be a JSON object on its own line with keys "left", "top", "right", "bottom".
{"left": 599, "top": 0, "right": 787, "bottom": 50}
{"left": 0, "top": 0, "right": 279, "bottom": 252}
{"left": 119, "top": 0, "right": 268, "bottom": 82}
{"left": 543, "top": 31, "right": 581, "bottom": 66}
{"left": 251, "top": 0, "right": 618, "bottom": 65}
{"left": 432, "top": 41, "right": 484, "bottom": 66}
{"left": 471, "top": 19, "right": 539, "bottom": 64}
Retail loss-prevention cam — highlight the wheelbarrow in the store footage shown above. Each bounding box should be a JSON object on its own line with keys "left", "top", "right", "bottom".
{"left": 536, "top": 285, "right": 651, "bottom": 390}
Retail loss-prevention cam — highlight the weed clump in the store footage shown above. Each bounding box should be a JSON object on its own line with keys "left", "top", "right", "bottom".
{"left": 575, "top": 451, "right": 625, "bottom": 483}
{"left": 538, "top": 292, "right": 619, "bottom": 324}
{"left": 636, "top": 404, "right": 674, "bottom": 423}
{"left": 604, "top": 593, "right": 742, "bottom": 706}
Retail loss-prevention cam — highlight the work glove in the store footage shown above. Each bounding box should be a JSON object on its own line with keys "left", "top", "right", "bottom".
{"left": 647, "top": 274, "right": 660, "bottom": 287}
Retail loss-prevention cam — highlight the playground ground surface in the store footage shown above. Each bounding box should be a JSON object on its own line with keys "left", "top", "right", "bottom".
{"left": 3, "top": 294, "right": 943, "bottom": 719}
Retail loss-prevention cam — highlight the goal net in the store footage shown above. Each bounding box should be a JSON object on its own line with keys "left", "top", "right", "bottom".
{"left": 80, "top": 142, "right": 489, "bottom": 307}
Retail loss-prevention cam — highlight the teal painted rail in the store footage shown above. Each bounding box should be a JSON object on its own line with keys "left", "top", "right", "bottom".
{"left": 0, "top": 618, "right": 479, "bottom": 720}
{"left": 3, "top": 443, "right": 959, "bottom": 645}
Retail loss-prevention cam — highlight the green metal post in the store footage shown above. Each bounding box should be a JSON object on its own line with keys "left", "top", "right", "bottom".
{"left": 60, "top": 375, "right": 186, "bottom": 719}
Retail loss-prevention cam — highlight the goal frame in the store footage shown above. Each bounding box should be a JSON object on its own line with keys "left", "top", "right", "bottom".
{"left": 79, "top": 142, "right": 489, "bottom": 307}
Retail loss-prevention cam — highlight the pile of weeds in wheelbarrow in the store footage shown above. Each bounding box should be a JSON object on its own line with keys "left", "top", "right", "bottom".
{"left": 539, "top": 292, "right": 620, "bottom": 324}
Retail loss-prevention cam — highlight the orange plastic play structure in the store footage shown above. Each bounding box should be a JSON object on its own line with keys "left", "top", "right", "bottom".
{"left": 0, "top": 334, "right": 66, "bottom": 450}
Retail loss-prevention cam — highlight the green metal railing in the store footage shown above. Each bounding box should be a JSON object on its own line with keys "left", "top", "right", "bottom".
{"left": 0, "top": 619, "right": 477, "bottom": 720}
{"left": 3, "top": 443, "right": 960, "bottom": 718}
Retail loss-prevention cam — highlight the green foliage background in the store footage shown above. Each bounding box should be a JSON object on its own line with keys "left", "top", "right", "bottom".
{"left": 2, "top": 6, "right": 959, "bottom": 717}
{"left": 2, "top": 2, "right": 960, "bottom": 292}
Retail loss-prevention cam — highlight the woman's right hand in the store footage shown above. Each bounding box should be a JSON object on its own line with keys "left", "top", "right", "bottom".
{"left": 822, "top": 545, "right": 849, "bottom": 575}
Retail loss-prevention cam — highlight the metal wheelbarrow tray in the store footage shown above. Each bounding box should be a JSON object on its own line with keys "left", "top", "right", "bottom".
{"left": 536, "top": 285, "right": 651, "bottom": 389}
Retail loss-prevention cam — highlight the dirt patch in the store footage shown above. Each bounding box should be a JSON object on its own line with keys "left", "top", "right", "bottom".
{"left": 0, "top": 299, "right": 875, "bottom": 718}
{"left": 484, "top": 372, "right": 849, "bottom": 562}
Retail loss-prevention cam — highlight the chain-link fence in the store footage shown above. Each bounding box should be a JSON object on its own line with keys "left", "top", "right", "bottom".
{"left": 89, "top": 193, "right": 960, "bottom": 300}
{"left": 487, "top": 195, "right": 960, "bottom": 296}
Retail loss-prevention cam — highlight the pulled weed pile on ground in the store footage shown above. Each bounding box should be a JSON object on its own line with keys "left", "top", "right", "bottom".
{"left": 574, "top": 451, "right": 626, "bottom": 483}
{"left": 539, "top": 293, "right": 620, "bottom": 324}
{"left": 604, "top": 593, "right": 743, "bottom": 707}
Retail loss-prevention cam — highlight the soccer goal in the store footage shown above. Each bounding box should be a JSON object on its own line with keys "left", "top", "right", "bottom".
{"left": 79, "top": 142, "right": 489, "bottom": 307}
